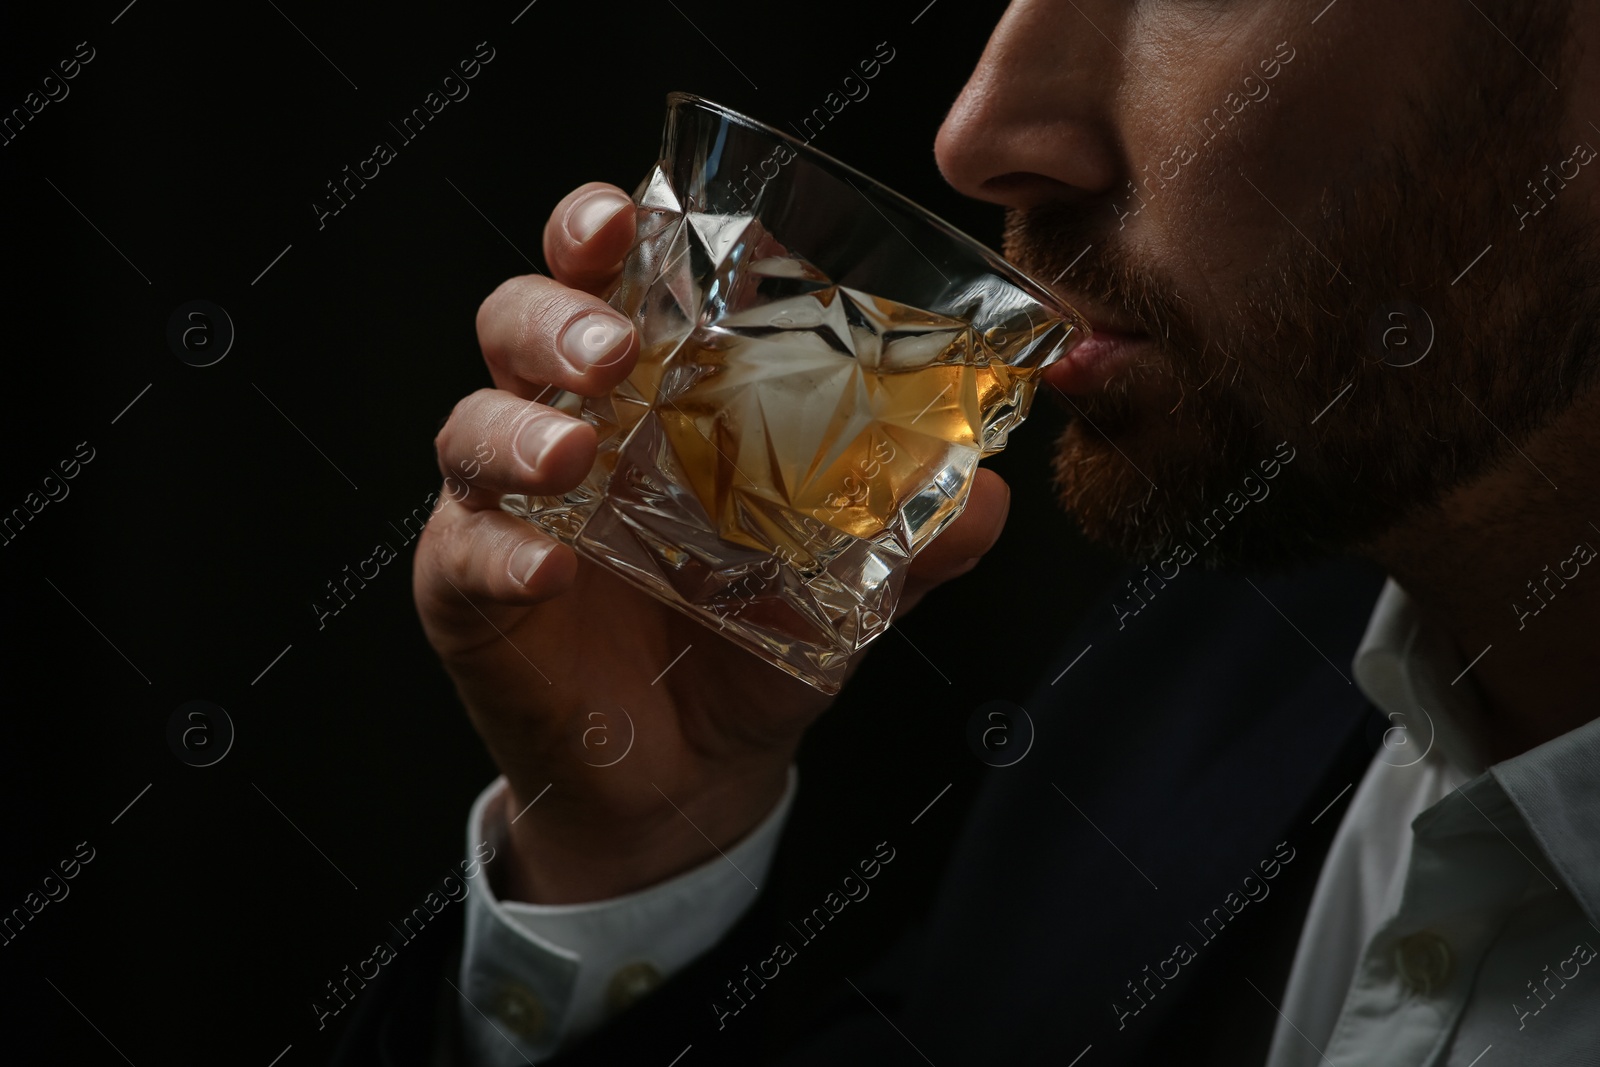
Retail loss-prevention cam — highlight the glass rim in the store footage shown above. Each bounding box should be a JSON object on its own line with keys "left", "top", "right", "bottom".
{"left": 665, "top": 91, "right": 1079, "bottom": 324}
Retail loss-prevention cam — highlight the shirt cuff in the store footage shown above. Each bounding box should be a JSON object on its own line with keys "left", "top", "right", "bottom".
{"left": 456, "top": 767, "right": 798, "bottom": 1064}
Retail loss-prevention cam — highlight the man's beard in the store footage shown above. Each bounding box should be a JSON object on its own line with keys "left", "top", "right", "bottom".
{"left": 1005, "top": 5, "right": 1600, "bottom": 570}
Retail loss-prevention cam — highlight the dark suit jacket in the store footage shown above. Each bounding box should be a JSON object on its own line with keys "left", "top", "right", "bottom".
{"left": 331, "top": 556, "right": 1387, "bottom": 1067}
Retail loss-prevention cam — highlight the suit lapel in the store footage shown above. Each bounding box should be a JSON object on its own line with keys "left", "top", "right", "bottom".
{"left": 902, "top": 561, "right": 1386, "bottom": 1065}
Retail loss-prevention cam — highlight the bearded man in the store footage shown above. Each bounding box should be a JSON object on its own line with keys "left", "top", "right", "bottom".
{"left": 337, "top": 2, "right": 1600, "bottom": 1064}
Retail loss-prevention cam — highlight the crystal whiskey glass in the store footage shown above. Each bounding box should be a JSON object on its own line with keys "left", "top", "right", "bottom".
{"left": 502, "top": 93, "right": 1085, "bottom": 693}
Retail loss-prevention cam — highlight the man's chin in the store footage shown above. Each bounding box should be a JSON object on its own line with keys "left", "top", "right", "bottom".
{"left": 1050, "top": 419, "right": 1182, "bottom": 559}
{"left": 1050, "top": 419, "right": 1331, "bottom": 571}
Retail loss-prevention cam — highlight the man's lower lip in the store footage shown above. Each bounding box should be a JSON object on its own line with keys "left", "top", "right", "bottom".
{"left": 1044, "top": 331, "right": 1148, "bottom": 394}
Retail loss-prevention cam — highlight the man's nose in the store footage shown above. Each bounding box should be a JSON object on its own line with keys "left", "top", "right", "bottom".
{"left": 934, "top": 0, "right": 1123, "bottom": 211}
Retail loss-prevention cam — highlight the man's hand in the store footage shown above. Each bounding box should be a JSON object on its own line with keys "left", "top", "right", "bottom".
{"left": 414, "top": 181, "right": 1010, "bottom": 904}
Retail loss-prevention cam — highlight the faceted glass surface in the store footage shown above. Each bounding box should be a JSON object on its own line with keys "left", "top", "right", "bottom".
{"left": 503, "top": 94, "right": 1084, "bottom": 693}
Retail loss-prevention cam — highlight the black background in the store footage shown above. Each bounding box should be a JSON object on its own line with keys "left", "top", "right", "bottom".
{"left": 0, "top": 1, "right": 1122, "bottom": 1062}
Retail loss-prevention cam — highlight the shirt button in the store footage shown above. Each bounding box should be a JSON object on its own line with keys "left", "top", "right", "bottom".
{"left": 606, "top": 961, "right": 664, "bottom": 1015}
{"left": 490, "top": 982, "right": 547, "bottom": 1038}
{"left": 1393, "top": 932, "right": 1453, "bottom": 995}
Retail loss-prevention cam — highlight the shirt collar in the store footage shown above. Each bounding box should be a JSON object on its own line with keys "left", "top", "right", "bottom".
{"left": 1493, "top": 716, "right": 1600, "bottom": 929}
{"left": 1351, "top": 577, "right": 1492, "bottom": 778}
{"left": 1353, "top": 576, "right": 1600, "bottom": 929}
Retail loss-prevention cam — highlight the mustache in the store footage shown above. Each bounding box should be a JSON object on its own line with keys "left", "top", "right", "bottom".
{"left": 1001, "top": 203, "right": 1214, "bottom": 371}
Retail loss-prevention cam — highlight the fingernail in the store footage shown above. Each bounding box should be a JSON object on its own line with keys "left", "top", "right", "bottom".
{"left": 559, "top": 312, "right": 632, "bottom": 370}
{"left": 517, "top": 414, "right": 581, "bottom": 470}
{"left": 509, "top": 540, "right": 555, "bottom": 585}
{"left": 564, "top": 191, "right": 632, "bottom": 243}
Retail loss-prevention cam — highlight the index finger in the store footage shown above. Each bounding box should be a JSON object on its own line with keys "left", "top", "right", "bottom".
{"left": 542, "top": 181, "right": 637, "bottom": 295}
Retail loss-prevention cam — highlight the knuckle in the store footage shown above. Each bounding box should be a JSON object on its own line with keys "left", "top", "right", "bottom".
{"left": 475, "top": 290, "right": 497, "bottom": 338}
{"left": 510, "top": 284, "right": 578, "bottom": 358}
{"left": 434, "top": 448, "right": 451, "bottom": 482}
{"left": 434, "top": 392, "right": 485, "bottom": 462}
{"left": 458, "top": 509, "right": 518, "bottom": 577}
{"left": 433, "top": 412, "right": 459, "bottom": 468}
{"left": 461, "top": 506, "right": 506, "bottom": 545}
{"left": 476, "top": 277, "right": 519, "bottom": 339}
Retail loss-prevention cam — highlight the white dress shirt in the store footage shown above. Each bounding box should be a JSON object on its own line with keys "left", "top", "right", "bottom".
{"left": 1267, "top": 578, "right": 1600, "bottom": 1066}
{"left": 457, "top": 578, "right": 1600, "bottom": 1065}
{"left": 456, "top": 768, "right": 796, "bottom": 1065}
